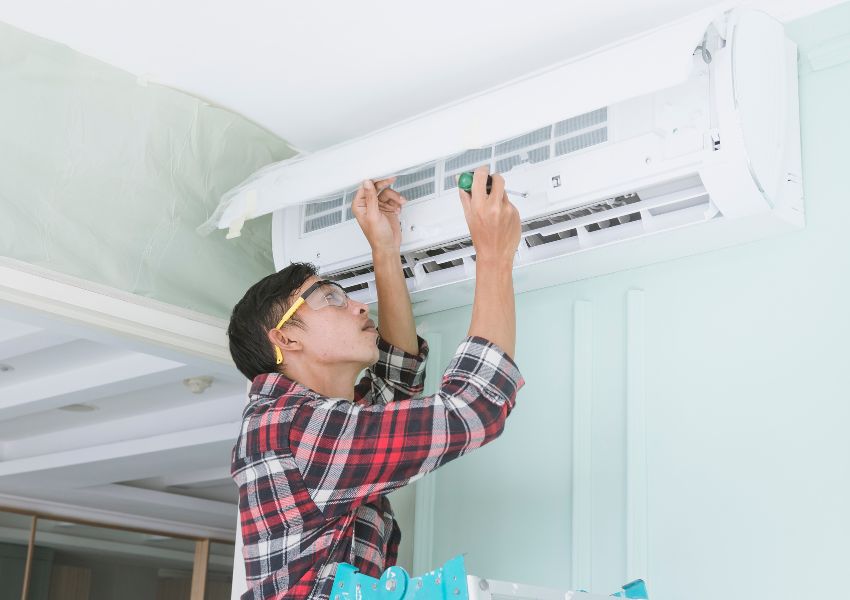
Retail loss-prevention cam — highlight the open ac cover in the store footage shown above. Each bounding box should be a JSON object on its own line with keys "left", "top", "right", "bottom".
{"left": 213, "top": 8, "right": 804, "bottom": 316}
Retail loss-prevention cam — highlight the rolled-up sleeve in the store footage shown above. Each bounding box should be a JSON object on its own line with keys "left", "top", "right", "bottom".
{"left": 442, "top": 336, "right": 521, "bottom": 411}
{"left": 289, "top": 336, "right": 524, "bottom": 520}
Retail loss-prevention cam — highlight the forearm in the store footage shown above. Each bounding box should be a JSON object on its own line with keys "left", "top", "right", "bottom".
{"left": 467, "top": 258, "right": 516, "bottom": 359}
{"left": 373, "top": 249, "right": 419, "bottom": 355}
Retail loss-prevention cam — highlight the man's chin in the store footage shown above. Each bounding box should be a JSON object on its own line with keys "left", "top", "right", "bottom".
{"left": 366, "top": 347, "right": 380, "bottom": 367}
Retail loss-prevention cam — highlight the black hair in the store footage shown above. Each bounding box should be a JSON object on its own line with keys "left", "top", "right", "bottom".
{"left": 227, "top": 262, "right": 318, "bottom": 380}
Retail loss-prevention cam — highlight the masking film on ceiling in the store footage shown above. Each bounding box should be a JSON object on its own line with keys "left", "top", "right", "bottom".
{"left": 0, "top": 22, "right": 296, "bottom": 319}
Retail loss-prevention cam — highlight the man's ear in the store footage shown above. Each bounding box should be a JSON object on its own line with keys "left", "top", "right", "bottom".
{"left": 267, "top": 327, "right": 303, "bottom": 357}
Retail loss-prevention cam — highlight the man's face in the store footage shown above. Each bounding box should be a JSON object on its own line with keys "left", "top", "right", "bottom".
{"left": 283, "top": 275, "right": 380, "bottom": 369}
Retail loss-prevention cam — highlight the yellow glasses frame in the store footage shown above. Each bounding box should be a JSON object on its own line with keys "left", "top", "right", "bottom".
{"left": 271, "top": 280, "right": 347, "bottom": 365}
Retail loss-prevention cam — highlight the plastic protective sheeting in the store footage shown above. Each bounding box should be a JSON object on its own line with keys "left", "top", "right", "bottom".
{"left": 0, "top": 22, "right": 295, "bottom": 319}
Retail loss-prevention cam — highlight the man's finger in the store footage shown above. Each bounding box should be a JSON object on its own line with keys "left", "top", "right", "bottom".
{"left": 458, "top": 188, "right": 472, "bottom": 220}
{"left": 351, "top": 183, "right": 366, "bottom": 210}
{"left": 378, "top": 203, "right": 402, "bottom": 214}
{"left": 363, "top": 179, "right": 379, "bottom": 217}
{"left": 471, "top": 165, "right": 490, "bottom": 204}
{"left": 489, "top": 173, "right": 505, "bottom": 205}
{"left": 351, "top": 185, "right": 370, "bottom": 231}
{"left": 378, "top": 188, "right": 406, "bottom": 206}
{"left": 373, "top": 176, "right": 397, "bottom": 192}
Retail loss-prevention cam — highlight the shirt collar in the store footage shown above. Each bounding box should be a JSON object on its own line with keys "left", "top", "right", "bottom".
{"left": 246, "top": 372, "right": 319, "bottom": 409}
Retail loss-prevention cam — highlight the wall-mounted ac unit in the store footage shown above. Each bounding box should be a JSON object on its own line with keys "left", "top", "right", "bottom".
{"left": 213, "top": 8, "right": 803, "bottom": 317}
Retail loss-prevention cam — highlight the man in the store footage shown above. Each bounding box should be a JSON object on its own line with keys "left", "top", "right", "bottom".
{"left": 228, "top": 167, "right": 524, "bottom": 599}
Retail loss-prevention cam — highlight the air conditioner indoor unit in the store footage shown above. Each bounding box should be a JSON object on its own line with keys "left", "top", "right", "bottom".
{"left": 212, "top": 8, "right": 803, "bottom": 317}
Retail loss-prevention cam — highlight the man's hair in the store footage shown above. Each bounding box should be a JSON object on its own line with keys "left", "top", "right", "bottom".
{"left": 227, "top": 262, "right": 318, "bottom": 381}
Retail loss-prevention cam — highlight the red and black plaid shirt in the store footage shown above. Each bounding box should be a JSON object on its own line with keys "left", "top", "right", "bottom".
{"left": 231, "top": 334, "right": 524, "bottom": 599}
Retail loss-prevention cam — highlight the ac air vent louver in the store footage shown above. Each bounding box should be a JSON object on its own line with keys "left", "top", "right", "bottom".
{"left": 522, "top": 194, "right": 641, "bottom": 247}
{"left": 323, "top": 176, "right": 712, "bottom": 298}
{"left": 410, "top": 239, "right": 475, "bottom": 274}
{"left": 327, "top": 257, "right": 414, "bottom": 294}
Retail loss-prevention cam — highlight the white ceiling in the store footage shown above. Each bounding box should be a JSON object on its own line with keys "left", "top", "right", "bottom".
{"left": 0, "top": 0, "right": 841, "bottom": 151}
{"left": 0, "top": 310, "right": 245, "bottom": 540}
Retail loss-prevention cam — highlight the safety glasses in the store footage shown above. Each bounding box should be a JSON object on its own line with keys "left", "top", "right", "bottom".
{"left": 272, "top": 280, "right": 349, "bottom": 365}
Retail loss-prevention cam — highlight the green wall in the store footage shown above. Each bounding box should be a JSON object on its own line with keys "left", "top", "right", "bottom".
{"left": 413, "top": 4, "right": 850, "bottom": 598}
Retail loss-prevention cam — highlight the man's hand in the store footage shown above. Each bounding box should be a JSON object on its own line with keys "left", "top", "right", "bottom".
{"left": 459, "top": 166, "right": 521, "bottom": 359}
{"left": 352, "top": 177, "right": 407, "bottom": 253}
{"left": 458, "top": 166, "right": 521, "bottom": 265}
{"left": 352, "top": 176, "right": 418, "bottom": 354}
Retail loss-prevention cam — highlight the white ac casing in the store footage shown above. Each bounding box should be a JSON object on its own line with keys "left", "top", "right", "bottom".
{"left": 268, "top": 8, "right": 803, "bottom": 317}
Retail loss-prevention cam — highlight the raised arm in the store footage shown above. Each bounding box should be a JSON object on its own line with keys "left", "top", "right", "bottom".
{"left": 460, "top": 166, "right": 521, "bottom": 358}
{"left": 373, "top": 248, "right": 418, "bottom": 354}
{"left": 352, "top": 178, "right": 418, "bottom": 354}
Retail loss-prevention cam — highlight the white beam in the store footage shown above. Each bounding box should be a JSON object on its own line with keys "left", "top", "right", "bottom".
{"left": 572, "top": 300, "right": 594, "bottom": 591}
{"left": 0, "top": 422, "right": 240, "bottom": 487}
{"left": 160, "top": 467, "right": 233, "bottom": 489}
{"left": 0, "top": 318, "right": 41, "bottom": 343}
{"left": 3, "top": 393, "right": 244, "bottom": 460}
{"left": 231, "top": 381, "right": 251, "bottom": 600}
{"left": 231, "top": 508, "right": 247, "bottom": 600}
{"left": 0, "top": 492, "right": 234, "bottom": 541}
{"left": 0, "top": 329, "right": 73, "bottom": 363}
{"left": 626, "top": 290, "right": 649, "bottom": 581}
{"left": 0, "top": 352, "right": 189, "bottom": 422}
{"left": 0, "top": 257, "right": 231, "bottom": 364}
{"left": 86, "top": 484, "right": 235, "bottom": 520}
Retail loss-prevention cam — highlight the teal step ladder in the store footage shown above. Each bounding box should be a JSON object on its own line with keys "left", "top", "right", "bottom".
{"left": 332, "top": 555, "right": 648, "bottom": 600}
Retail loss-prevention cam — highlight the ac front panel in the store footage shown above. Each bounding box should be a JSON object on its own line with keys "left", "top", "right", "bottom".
{"left": 275, "top": 62, "right": 714, "bottom": 274}
{"left": 268, "top": 9, "right": 803, "bottom": 318}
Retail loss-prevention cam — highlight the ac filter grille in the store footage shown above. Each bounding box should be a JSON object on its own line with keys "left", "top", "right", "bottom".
{"left": 301, "top": 106, "right": 610, "bottom": 235}
{"left": 555, "top": 127, "right": 608, "bottom": 156}
{"left": 304, "top": 210, "right": 342, "bottom": 233}
{"left": 555, "top": 106, "right": 607, "bottom": 136}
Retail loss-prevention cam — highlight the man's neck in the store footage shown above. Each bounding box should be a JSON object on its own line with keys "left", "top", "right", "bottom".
{"left": 286, "top": 362, "right": 360, "bottom": 401}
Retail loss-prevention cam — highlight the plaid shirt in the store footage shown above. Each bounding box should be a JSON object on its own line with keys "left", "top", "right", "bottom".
{"left": 231, "top": 334, "right": 524, "bottom": 599}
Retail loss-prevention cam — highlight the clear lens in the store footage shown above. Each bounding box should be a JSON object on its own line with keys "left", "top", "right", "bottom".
{"left": 304, "top": 281, "right": 348, "bottom": 310}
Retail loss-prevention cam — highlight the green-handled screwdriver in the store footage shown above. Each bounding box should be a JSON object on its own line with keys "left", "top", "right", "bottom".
{"left": 457, "top": 171, "right": 527, "bottom": 198}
